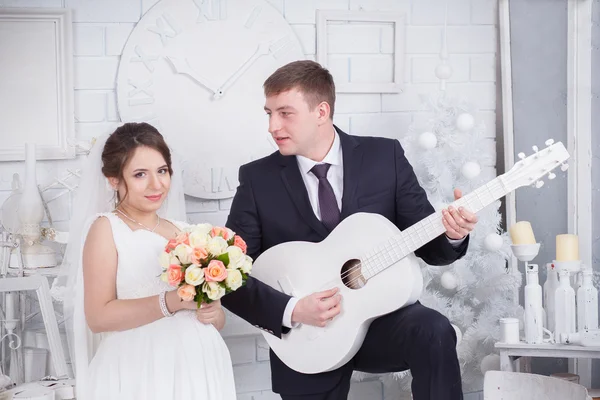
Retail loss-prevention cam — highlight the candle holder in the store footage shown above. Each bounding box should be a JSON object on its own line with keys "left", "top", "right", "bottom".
{"left": 552, "top": 260, "right": 581, "bottom": 289}
{"left": 510, "top": 243, "right": 541, "bottom": 262}
{"left": 552, "top": 260, "right": 582, "bottom": 274}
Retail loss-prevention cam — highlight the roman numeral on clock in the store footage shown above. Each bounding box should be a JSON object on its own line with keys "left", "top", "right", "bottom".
{"left": 147, "top": 13, "right": 181, "bottom": 45}
{"left": 128, "top": 79, "right": 155, "bottom": 106}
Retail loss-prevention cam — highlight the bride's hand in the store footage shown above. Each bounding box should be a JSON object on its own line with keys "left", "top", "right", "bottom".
{"left": 165, "top": 290, "right": 198, "bottom": 312}
{"left": 196, "top": 300, "right": 226, "bottom": 331}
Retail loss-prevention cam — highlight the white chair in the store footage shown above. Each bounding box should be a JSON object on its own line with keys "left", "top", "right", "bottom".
{"left": 484, "top": 370, "right": 591, "bottom": 400}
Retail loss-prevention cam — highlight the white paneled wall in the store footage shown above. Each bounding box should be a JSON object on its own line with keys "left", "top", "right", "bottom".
{"left": 0, "top": 0, "right": 497, "bottom": 398}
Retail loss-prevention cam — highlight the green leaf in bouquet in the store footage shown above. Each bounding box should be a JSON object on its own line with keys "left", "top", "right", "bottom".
{"left": 215, "top": 252, "right": 230, "bottom": 266}
{"left": 227, "top": 237, "right": 235, "bottom": 246}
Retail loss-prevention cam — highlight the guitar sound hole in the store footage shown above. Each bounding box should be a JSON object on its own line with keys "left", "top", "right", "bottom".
{"left": 341, "top": 259, "right": 366, "bottom": 290}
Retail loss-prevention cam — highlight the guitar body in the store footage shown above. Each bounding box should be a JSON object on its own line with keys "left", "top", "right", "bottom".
{"left": 251, "top": 212, "right": 424, "bottom": 374}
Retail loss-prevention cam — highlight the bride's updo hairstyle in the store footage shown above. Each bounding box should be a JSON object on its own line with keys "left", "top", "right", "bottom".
{"left": 101, "top": 122, "right": 173, "bottom": 205}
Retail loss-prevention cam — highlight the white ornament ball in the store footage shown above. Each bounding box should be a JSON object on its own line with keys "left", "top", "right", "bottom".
{"left": 484, "top": 233, "right": 504, "bottom": 252}
{"left": 461, "top": 161, "right": 481, "bottom": 180}
{"left": 418, "top": 132, "right": 437, "bottom": 150}
{"left": 456, "top": 113, "right": 475, "bottom": 132}
{"left": 480, "top": 354, "right": 501, "bottom": 374}
{"left": 441, "top": 271, "right": 458, "bottom": 290}
{"left": 435, "top": 63, "right": 453, "bottom": 80}
{"left": 451, "top": 324, "right": 462, "bottom": 346}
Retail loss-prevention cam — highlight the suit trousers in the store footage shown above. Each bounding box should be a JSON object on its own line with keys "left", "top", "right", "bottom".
{"left": 280, "top": 302, "right": 463, "bottom": 400}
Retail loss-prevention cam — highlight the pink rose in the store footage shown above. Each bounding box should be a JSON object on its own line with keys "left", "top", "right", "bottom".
{"left": 204, "top": 260, "right": 228, "bottom": 282}
{"left": 175, "top": 232, "right": 190, "bottom": 246}
{"left": 191, "top": 246, "right": 208, "bottom": 264}
{"left": 177, "top": 284, "right": 196, "bottom": 302}
{"left": 233, "top": 236, "right": 247, "bottom": 254}
{"left": 165, "top": 239, "right": 178, "bottom": 253}
{"left": 167, "top": 265, "right": 184, "bottom": 287}
{"left": 210, "top": 226, "right": 230, "bottom": 240}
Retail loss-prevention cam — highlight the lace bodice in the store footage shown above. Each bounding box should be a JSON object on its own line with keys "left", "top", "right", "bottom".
{"left": 99, "top": 212, "right": 184, "bottom": 299}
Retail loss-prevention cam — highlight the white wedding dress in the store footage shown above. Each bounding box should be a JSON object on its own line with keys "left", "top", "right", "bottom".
{"left": 83, "top": 212, "right": 236, "bottom": 400}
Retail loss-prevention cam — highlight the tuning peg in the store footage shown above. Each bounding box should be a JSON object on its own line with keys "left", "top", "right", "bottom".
{"left": 535, "top": 180, "right": 545, "bottom": 188}
{"left": 518, "top": 152, "right": 526, "bottom": 160}
{"left": 545, "top": 139, "right": 555, "bottom": 146}
{"left": 548, "top": 172, "right": 556, "bottom": 180}
{"left": 560, "top": 162, "right": 569, "bottom": 171}
{"left": 532, "top": 145, "right": 540, "bottom": 158}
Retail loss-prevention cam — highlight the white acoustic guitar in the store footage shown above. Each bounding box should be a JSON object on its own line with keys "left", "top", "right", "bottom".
{"left": 251, "top": 140, "right": 570, "bottom": 374}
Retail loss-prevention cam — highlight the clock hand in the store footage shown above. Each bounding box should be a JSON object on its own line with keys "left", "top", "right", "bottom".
{"left": 214, "top": 37, "right": 290, "bottom": 99}
{"left": 166, "top": 55, "right": 222, "bottom": 96}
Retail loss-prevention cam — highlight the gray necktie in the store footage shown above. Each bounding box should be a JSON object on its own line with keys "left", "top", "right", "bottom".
{"left": 310, "top": 163, "right": 340, "bottom": 231}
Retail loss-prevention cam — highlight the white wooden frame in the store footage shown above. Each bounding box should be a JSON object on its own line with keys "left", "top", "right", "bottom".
{"left": 498, "top": 0, "right": 518, "bottom": 288}
{"left": 0, "top": 276, "right": 69, "bottom": 379}
{"left": 566, "top": 0, "right": 593, "bottom": 388}
{"left": 316, "top": 10, "right": 405, "bottom": 93}
{"left": 0, "top": 8, "right": 75, "bottom": 161}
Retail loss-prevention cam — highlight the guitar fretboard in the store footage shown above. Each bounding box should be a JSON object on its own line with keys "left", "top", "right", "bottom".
{"left": 360, "top": 177, "right": 507, "bottom": 279}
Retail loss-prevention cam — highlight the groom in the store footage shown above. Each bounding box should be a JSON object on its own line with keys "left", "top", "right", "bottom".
{"left": 222, "top": 60, "right": 478, "bottom": 400}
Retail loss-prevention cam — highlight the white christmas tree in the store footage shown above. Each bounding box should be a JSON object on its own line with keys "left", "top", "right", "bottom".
{"left": 392, "top": 90, "right": 524, "bottom": 393}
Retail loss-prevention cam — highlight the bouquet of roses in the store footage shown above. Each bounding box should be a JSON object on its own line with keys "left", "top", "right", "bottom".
{"left": 159, "top": 223, "right": 252, "bottom": 306}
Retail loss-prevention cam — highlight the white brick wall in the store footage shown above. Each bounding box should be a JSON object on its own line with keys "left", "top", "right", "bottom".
{"left": 0, "top": 0, "right": 497, "bottom": 398}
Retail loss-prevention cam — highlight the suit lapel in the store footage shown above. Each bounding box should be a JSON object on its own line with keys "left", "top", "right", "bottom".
{"left": 279, "top": 155, "right": 330, "bottom": 238}
{"left": 338, "top": 128, "right": 363, "bottom": 219}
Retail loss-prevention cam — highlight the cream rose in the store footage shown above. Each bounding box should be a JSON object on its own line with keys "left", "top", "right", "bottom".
{"left": 207, "top": 236, "right": 228, "bottom": 255}
{"left": 224, "top": 269, "right": 243, "bottom": 291}
{"left": 226, "top": 246, "right": 244, "bottom": 268}
{"left": 240, "top": 255, "right": 253, "bottom": 274}
{"left": 159, "top": 252, "right": 171, "bottom": 269}
{"left": 173, "top": 244, "right": 193, "bottom": 265}
{"left": 225, "top": 228, "right": 235, "bottom": 240}
{"left": 185, "top": 264, "right": 205, "bottom": 286}
{"left": 203, "top": 281, "right": 226, "bottom": 301}
{"left": 160, "top": 272, "right": 168, "bottom": 283}
{"left": 188, "top": 231, "right": 209, "bottom": 248}
{"left": 194, "top": 223, "right": 213, "bottom": 236}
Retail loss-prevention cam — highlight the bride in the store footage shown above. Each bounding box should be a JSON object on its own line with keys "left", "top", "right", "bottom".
{"left": 61, "top": 122, "right": 236, "bottom": 399}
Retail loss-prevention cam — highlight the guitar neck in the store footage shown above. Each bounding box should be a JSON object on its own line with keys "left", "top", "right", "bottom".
{"left": 361, "top": 177, "right": 508, "bottom": 279}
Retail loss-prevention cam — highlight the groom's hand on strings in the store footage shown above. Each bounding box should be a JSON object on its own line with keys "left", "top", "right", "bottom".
{"left": 442, "top": 188, "right": 478, "bottom": 240}
{"left": 291, "top": 288, "right": 342, "bottom": 327}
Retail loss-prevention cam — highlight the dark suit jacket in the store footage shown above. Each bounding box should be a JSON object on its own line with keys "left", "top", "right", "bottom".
{"left": 222, "top": 127, "right": 468, "bottom": 395}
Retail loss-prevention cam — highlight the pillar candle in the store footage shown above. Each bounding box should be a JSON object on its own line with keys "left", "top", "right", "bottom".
{"left": 556, "top": 234, "right": 579, "bottom": 261}
{"left": 509, "top": 221, "right": 536, "bottom": 244}
{"left": 4, "top": 292, "right": 14, "bottom": 320}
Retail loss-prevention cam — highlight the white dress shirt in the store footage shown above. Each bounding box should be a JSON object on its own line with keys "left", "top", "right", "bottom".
{"left": 281, "top": 130, "right": 464, "bottom": 328}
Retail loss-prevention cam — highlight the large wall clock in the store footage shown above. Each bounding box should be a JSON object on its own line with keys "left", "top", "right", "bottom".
{"left": 116, "top": 0, "right": 304, "bottom": 199}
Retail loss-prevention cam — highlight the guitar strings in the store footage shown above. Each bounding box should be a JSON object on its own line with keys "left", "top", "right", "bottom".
{"left": 333, "top": 180, "right": 502, "bottom": 287}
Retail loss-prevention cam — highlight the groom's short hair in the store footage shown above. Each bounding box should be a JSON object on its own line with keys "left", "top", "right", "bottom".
{"left": 263, "top": 60, "right": 336, "bottom": 119}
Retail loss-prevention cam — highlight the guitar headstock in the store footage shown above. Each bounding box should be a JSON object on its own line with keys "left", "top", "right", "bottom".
{"left": 502, "top": 139, "right": 570, "bottom": 192}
